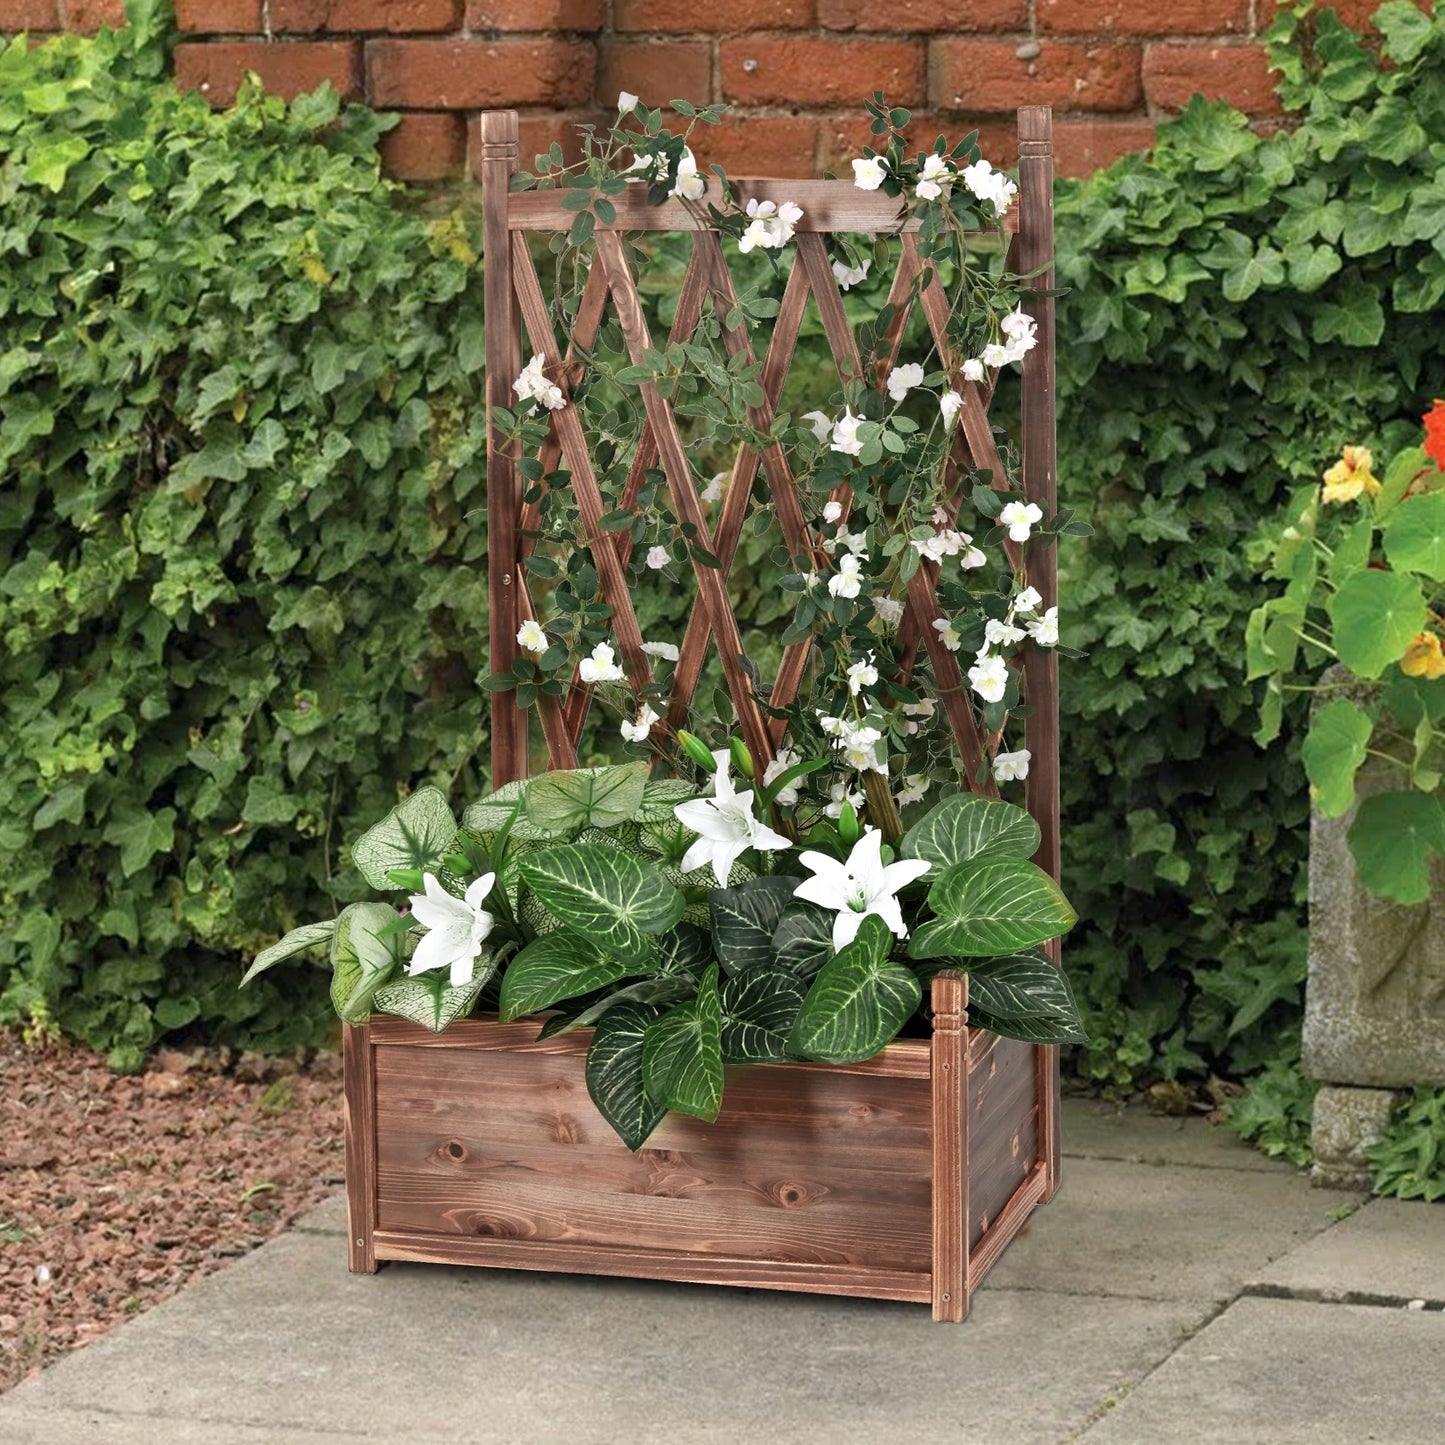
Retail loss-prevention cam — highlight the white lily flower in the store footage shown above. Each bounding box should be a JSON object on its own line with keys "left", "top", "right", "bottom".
{"left": 828, "top": 553, "right": 864, "bottom": 599}
{"left": 803, "top": 410, "right": 834, "bottom": 443}
{"left": 940, "top": 389, "right": 963, "bottom": 430}
{"left": 998, "top": 500, "right": 1043, "bottom": 543}
{"left": 793, "top": 828, "right": 932, "bottom": 952}
{"left": 407, "top": 872, "right": 496, "bottom": 988}
{"left": 887, "top": 362, "right": 925, "bottom": 403}
{"left": 673, "top": 753, "right": 792, "bottom": 886}
{"left": 579, "top": 641, "right": 625, "bottom": 684}
{"left": 968, "top": 653, "right": 1010, "bottom": 703}
{"left": 515, "top": 619, "right": 547, "bottom": 652}
{"left": 932, "top": 617, "right": 962, "bottom": 652}
{"left": 1028, "top": 605, "right": 1059, "bottom": 646}
{"left": 830, "top": 406, "right": 865, "bottom": 457}
{"left": 1014, "top": 586, "right": 1043, "bottom": 613}
{"left": 852, "top": 155, "right": 887, "bottom": 191}
{"left": 962, "top": 358, "right": 985, "bottom": 383}
{"left": 824, "top": 781, "right": 864, "bottom": 819}
{"left": 846, "top": 653, "right": 879, "bottom": 696}
{"left": 646, "top": 544, "right": 670, "bottom": 570}
{"left": 833, "top": 258, "right": 870, "bottom": 290}
{"left": 823, "top": 500, "right": 844, "bottom": 524}
{"left": 993, "top": 748, "right": 1031, "bottom": 783}
{"left": 618, "top": 90, "right": 639, "bottom": 112}
{"left": 641, "top": 639, "right": 680, "bottom": 663}
{"left": 621, "top": 703, "right": 659, "bottom": 743}
{"left": 872, "top": 594, "right": 904, "bottom": 629}
{"left": 762, "top": 747, "right": 802, "bottom": 806}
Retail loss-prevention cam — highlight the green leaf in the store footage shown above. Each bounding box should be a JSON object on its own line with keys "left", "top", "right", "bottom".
{"left": 770, "top": 903, "right": 834, "bottom": 976}
{"left": 519, "top": 845, "right": 685, "bottom": 967}
{"left": 586, "top": 1002, "right": 668, "bottom": 1150}
{"left": 965, "top": 951, "right": 1079, "bottom": 1023}
{"left": 911, "top": 858, "right": 1077, "bottom": 959}
{"left": 351, "top": 787, "right": 457, "bottom": 891}
{"left": 524, "top": 762, "right": 649, "bottom": 833}
{"left": 901, "top": 792, "right": 1040, "bottom": 870}
{"left": 535, "top": 975, "right": 695, "bottom": 1038}
{"left": 1383, "top": 493, "right": 1445, "bottom": 581}
{"left": 642, "top": 964, "right": 724, "bottom": 1120}
{"left": 372, "top": 970, "right": 490, "bottom": 1033}
{"left": 1376, "top": 1, "right": 1435, "bottom": 62}
{"left": 25, "top": 135, "right": 88, "bottom": 191}
{"left": 498, "top": 933, "right": 635, "bottom": 1022}
{"left": 708, "top": 876, "right": 797, "bottom": 974}
{"left": 103, "top": 805, "right": 176, "bottom": 879}
{"left": 1301, "top": 699, "right": 1375, "bottom": 818}
{"left": 720, "top": 964, "right": 806, "bottom": 1063}
{"left": 787, "top": 915, "right": 921, "bottom": 1065}
{"left": 242, "top": 919, "right": 337, "bottom": 987}
{"left": 966, "top": 1005, "right": 1087, "bottom": 1046}
{"left": 329, "top": 902, "right": 407, "bottom": 1024}
{"left": 1327, "top": 569, "right": 1427, "bottom": 679}
{"left": 1347, "top": 791, "right": 1445, "bottom": 906}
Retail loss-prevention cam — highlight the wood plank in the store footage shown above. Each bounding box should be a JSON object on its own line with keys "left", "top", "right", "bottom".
{"left": 372, "top": 1230, "right": 933, "bottom": 1303}
{"left": 508, "top": 178, "right": 1018, "bottom": 236}
{"left": 343, "top": 1023, "right": 378, "bottom": 1274}
{"left": 966, "top": 1034, "right": 1039, "bottom": 1250}
{"left": 968, "top": 1163, "right": 1048, "bottom": 1290}
{"left": 929, "top": 972, "right": 968, "bottom": 1322}
{"left": 372, "top": 1039, "right": 934, "bottom": 1272}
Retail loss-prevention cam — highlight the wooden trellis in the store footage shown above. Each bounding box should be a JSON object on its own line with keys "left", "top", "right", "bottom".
{"left": 480, "top": 105, "right": 1062, "bottom": 1195}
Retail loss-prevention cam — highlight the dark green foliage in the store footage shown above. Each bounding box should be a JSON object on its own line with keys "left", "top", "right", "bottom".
{"left": 1367, "top": 1087, "right": 1445, "bottom": 1201}
{"left": 1053, "top": 1, "right": 1445, "bottom": 1091}
{"left": 1220, "top": 1052, "right": 1318, "bottom": 1167}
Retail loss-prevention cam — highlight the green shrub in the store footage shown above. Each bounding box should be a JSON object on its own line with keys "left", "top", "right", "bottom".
{"left": 1053, "top": 0, "right": 1445, "bottom": 1091}
{"left": 1368, "top": 1087, "right": 1445, "bottom": 1200}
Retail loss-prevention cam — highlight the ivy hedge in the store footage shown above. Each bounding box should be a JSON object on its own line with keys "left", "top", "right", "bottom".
{"left": 4, "top": 1, "right": 1445, "bottom": 1087}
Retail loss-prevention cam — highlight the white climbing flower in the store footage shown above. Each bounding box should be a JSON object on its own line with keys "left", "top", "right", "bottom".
{"left": 981, "top": 341, "right": 1013, "bottom": 369}
{"left": 1028, "top": 605, "right": 1059, "bottom": 646}
{"left": 1014, "top": 586, "right": 1043, "bottom": 614}
{"left": 887, "top": 362, "right": 925, "bottom": 403}
{"left": 872, "top": 594, "right": 904, "bottom": 629}
{"left": 670, "top": 146, "right": 706, "bottom": 201}
{"left": 620, "top": 703, "right": 659, "bottom": 743}
{"left": 701, "top": 471, "right": 727, "bottom": 503}
{"left": 817, "top": 712, "right": 848, "bottom": 738}
{"left": 793, "top": 828, "right": 932, "bottom": 951}
{"left": 984, "top": 618, "right": 1027, "bottom": 649}
{"left": 896, "top": 773, "right": 930, "bottom": 808}
{"left": 968, "top": 653, "right": 1010, "bottom": 703}
{"left": 846, "top": 653, "right": 879, "bottom": 696}
{"left": 962, "top": 358, "right": 985, "bottom": 383}
{"left": 902, "top": 696, "right": 935, "bottom": 734}
{"left": 961, "top": 156, "right": 1017, "bottom": 213}
{"left": 833, "top": 258, "right": 870, "bottom": 290}
{"left": 940, "top": 389, "right": 963, "bottom": 430}
{"left": 674, "top": 754, "right": 792, "bottom": 886}
{"left": 641, "top": 640, "right": 680, "bottom": 663}
{"left": 828, "top": 553, "right": 865, "bottom": 600}
{"left": 646, "top": 544, "right": 670, "bottom": 570}
{"left": 823, "top": 500, "right": 844, "bottom": 524}
{"left": 762, "top": 747, "right": 802, "bottom": 806}
{"left": 993, "top": 748, "right": 1031, "bottom": 783}
{"left": 932, "top": 617, "right": 962, "bottom": 652}
{"left": 579, "top": 641, "right": 625, "bottom": 684}
{"left": 839, "top": 724, "right": 886, "bottom": 773}
{"left": 738, "top": 197, "right": 801, "bottom": 252}
{"left": 825, "top": 781, "right": 865, "bottom": 818}
{"left": 406, "top": 872, "right": 496, "bottom": 989}
{"left": 998, "top": 500, "right": 1043, "bottom": 543}
{"left": 915, "top": 152, "right": 953, "bottom": 202}
{"left": 618, "top": 90, "right": 639, "bottom": 112}
{"left": 512, "top": 353, "right": 566, "bottom": 413}
{"left": 852, "top": 155, "right": 887, "bottom": 190}
{"left": 830, "top": 406, "right": 865, "bottom": 457}
{"left": 515, "top": 619, "right": 547, "bottom": 652}
{"left": 803, "top": 410, "right": 834, "bottom": 443}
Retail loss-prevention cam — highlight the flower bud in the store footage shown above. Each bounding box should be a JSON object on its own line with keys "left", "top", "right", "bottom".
{"left": 838, "top": 800, "right": 862, "bottom": 845}
{"left": 677, "top": 730, "right": 717, "bottom": 772}
{"left": 728, "top": 736, "right": 755, "bottom": 780}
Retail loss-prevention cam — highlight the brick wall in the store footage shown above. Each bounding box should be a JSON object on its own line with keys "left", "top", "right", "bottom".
{"left": 1, "top": 1, "right": 1412, "bottom": 181}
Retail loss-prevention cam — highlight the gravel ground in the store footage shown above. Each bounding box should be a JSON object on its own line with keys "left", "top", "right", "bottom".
{"left": 0, "top": 1028, "right": 344, "bottom": 1393}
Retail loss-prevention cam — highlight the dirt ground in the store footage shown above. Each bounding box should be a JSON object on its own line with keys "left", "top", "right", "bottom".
{"left": 0, "top": 1028, "right": 344, "bottom": 1393}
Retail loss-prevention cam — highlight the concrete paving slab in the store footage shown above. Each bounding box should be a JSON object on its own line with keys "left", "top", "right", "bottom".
{"left": 0, "top": 1407, "right": 366, "bottom": 1444}
{"left": 0, "top": 1226, "right": 1208, "bottom": 1445}
{"left": 1078, "top": 1296, "right": 1445, "bottom": 1445}
{"left": 290, "top": 1192, "right": 347, "bottom": 1235}
{"left": 1248, "top": 1197, "right": 1445, "bottom": 1305}
{"left": 1060, "top": 1098, "right": 1282, "bottom": 1173}
{"left": 984, "top": 1158, "right": 1363, "bottom": 1302}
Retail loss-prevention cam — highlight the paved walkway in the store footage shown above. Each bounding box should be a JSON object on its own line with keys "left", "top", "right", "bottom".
{"left": 1, "top": 1100, "right": 1441, "bottom": 1443}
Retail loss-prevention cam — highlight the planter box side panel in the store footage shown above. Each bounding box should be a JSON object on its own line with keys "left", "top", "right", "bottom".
{"left": 966, "top": 1032, "right": 1041, "bottom": 1255}
{"left": 371, "top": 1024, "right": 935, "bottom": 1279}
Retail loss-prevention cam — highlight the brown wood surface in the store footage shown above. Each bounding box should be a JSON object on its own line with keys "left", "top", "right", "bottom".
{"left": 343, "top": 1023, "right": 378, "bottom": 1274}
{"left": 966, "top": 1033, "right": 1040, "bottom": 1252}
{"left": 929, "top": 972, "right": 968, "bottom": 1322}
{"left": 969, "top": 1164, "right": 1048, "bottom": 1286}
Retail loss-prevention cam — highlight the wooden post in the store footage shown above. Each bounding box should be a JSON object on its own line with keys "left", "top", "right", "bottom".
{"left": 343, "top": 1023, "right": 378, "bottom": 1273}
{"left": 1017, "top": 105, "right": 1063, "bottom": 1202}
{"left": 481, "top": 110, "right": 527, "bottom": 787}
{"left": 930, "top": 971, "right": 968, "bottom": 1322}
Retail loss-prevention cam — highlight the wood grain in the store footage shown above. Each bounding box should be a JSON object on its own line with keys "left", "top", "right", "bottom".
{"left": 966, "top": 1034, "right": 1039, "bottom": 1252}
{"left": 929, "top": 972, "right": 968, "bottom": 1322}
{"left": 343, "top": 1023, "right": 378, "bottom": 1274}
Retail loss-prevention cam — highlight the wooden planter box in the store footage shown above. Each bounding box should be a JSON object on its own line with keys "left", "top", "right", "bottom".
{"left": 344, "top": 975, "right": 1057, "bottom": 1321}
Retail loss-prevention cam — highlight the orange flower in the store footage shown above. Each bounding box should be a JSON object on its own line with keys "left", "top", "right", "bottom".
{"left": 1400, "top": 631, "right": 1445, "bottom": 680}
{"left": 1425, "top": 400, "right": 1445, "bottom": 470}
{"left": 1321, "top": 445, "right": 1381, "bottom": 504}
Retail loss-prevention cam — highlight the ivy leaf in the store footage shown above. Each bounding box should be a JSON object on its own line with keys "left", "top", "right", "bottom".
{"left": 911, "top": 859, "right": 1077, "bottom": 959}
{"left": 351, "top": 787, "right": 458, "bottom": 891}
{"left": 25, "top": 136, "right": 88, "bottom": 191}
{"left": 518, "top": 845, "right": 684, "bottom": 967}
{"left": 1327, "top": 568, "right": 1427, "bottom": 679}
{"left": 372, "top": 969, "right": 490, "bottom": 1033}
{"left": 901, "top": 792, "right": 1040, "bottom": 871}
{"left": 788, "top": 915, "right": 921, "bottom": 1065}
{"left": 586, "top": 1002, "right": 668, "bottom": 1150}
{"left": 242, "top": 919, "right": 337, "bottom": 987}
{"left": 497, "top": 932, "right": 636, "bottom": 1022}
{"left": 103, "top": 805, "right": 176, "bottom": 879}
{"left": 720, "top": 963, "right": 806, "bottom": 1063}
{"left": 1383, "top": 492, "right": 1445, "bottom": 581}
{"left": 642, "top": 963, "right": 724, "bottom": 1121}
{"left": 708, "top": 876, "right": 797, "bottom": 974}
{"left": 524, "top": 762, "right": 649, "bottom": 833}
{"left": 1346, "top": 792, "right": 1445, "bottom": 906}
{"left": 1301, "top": 699, "right": 1375, "bottom": 818}
{"left": 329, "top": 902, "right": 408, "bottom": 1024}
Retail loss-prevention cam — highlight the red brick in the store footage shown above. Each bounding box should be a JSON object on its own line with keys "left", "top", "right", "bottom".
{"left": 174, "top": 0, "right": 262, "bottom": 30}
{"left": 822, "top": 111, "right": 1017, "bottom": 174}
{"left": 1038, "top": 0, "right": 1247, "bottom": 37}
{"left": 467, "top": 0, "right": 604, "bottom": 27}
{"left": 598, "top": 40, "right": 711, "bottom": 109}
{"left": 1052, "top": 117, "right": 1156, "bottom": 175}
{"left": 615, "top": 0, "right": 812, "bottom": 33}
{"left": 61, "top": 0, "right": 124, "bottom": 31}
{"left": 1143, "top": 42, "right": 1282, "bottom": 115}
{"left": 367, "top": 38, "right": 594, "bottom": 108}
{"left": 818, "top": 0, "right": 1025, "bottom": 32}
{"left": 930, "top": 39, "right": 1142, "bottom": 114}
{"left": 379, "top": 111, "right": 466, "bottom": 179}
{"left": 701, "top": 115, "right": 820, "bottom": 178}
{"left": 174, "top": 40, "right": 363, "bottom": 106}
{"left": 467, "top": 111, "right": 594, "bottom": 178}
{"left": 722, "top": 38, "right": 924, "bottom": 108}
{"left": 0, "top": 0, "right": 56, "bottom": 26}
{"left": 273, "top": 0, "right": 459, "bottom": 32}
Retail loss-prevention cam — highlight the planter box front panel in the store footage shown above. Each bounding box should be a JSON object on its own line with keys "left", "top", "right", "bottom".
{"left": 371, "top": 1021, "right": 934, "bottom": 1278}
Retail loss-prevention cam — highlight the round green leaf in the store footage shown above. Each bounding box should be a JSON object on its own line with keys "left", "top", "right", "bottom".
{"left": 1346, "top": 791, "right": 1445, "bottom": 905}
{"left": 1327, "top": 568, "right": 1427, "bottom": 679}
{"left": 351, "top": 787, "right": 458, "bottom": 891}
{"left": 1301, "top": 698, "right": 1375, "bottom": 818}
{"left": 910, "top": 859, "right": 1077, "bottom": 960}
{"left": 1383, "top": 492, "right": 1445, "bottom": 581}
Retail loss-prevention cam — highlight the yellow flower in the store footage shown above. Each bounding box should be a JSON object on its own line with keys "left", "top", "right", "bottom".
{"left": 1321, "top": 445, "right": 1381, "bottom": 504}
{"left": 1400, "top": 632, "right": 1445, "bottom": 680}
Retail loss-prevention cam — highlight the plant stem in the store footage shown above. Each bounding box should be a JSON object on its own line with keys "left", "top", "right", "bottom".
{"left": 862, "top": 770, "right": 903, "bottom": 843}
